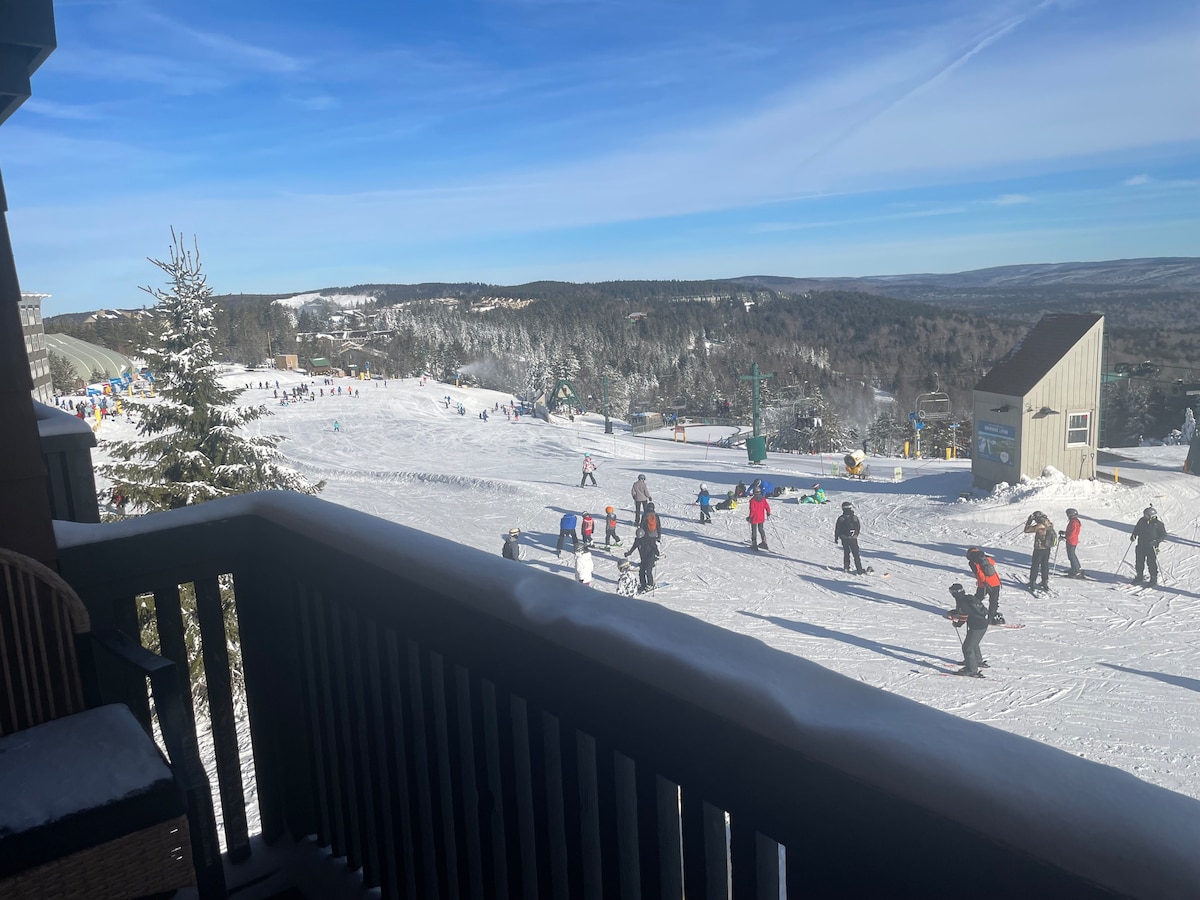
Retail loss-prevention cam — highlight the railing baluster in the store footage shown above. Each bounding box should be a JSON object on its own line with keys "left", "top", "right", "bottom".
{"left": 363, "top": 621, "right": 400, "bottom": 898}
{"left": 406, "top": 638, "right": 442, "bottom": 896}
{"left": 525, "top": 701, "right": 555, "bottom": 897}
{"left": 383, "top": 628, "right": 420, "bottom": 899}
{"left": 593, "top": 740, "right": 622, "bottom": 900}
{"left": 539, "top": 712, "right": 567, "bottom": 898}
{"left": 614, "top": 751, "right": 640, "bottom": 900}
{"left": 428, "top": 650, "right": 463, "bottom": 899}
{"left": 346, "top": 607, "right": 381, "bottom": 886}
{"left": 558, "top": 722, "right": 586, "bottom": 899}
{"left": 456, "top": 665, "right": 487, "bottom": 900}
{"left": 306, "top": 587, "right": 345, "bottom": 854}
{"left": 485, "top": 680, "right": 520, "bottom": 898}
{"left": 656, "top": 777, "right": 683, "bottom": 900}
{"left": 510, "top": 695, "right": 542, "bottom": 899}
{"left": 731, "top": 814, "right": 777, "bottom": 900}
{"left": 326, "top": 592, "right": 364, "bottom": 871}
{"left": 636, "top": 760, "right": 663, "bottom": 899}
{"left": 194, "top": 574, "right": 249, "bottom": 860}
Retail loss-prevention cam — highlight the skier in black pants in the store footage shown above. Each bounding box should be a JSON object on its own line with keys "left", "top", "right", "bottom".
{"left": 624, "top": 527, "right": 659, "bottom": 593}
{"left": 948, "top": 583, "right": 989, "bottom": 677}
{"left": 834, "top": 501, "right": 866, "bottom": 573}
{"left": 1130, "top": 507, "right": 1167, "bottom": 585}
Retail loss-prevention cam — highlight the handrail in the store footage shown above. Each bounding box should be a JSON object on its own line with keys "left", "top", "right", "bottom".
{"left": 55, "top": 493, "right": 1200, "bottom": 898}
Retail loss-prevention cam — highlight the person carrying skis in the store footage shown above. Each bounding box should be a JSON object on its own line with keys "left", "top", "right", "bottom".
{"left": 1061, "top": 508, "right": 1084, "bottom": 578}
{"left": 580, "top": 512, "right": 596, "bottom": 545}
{"left": 965, "top": 546, "right": 1003, "bottom": 624}
{"left": 747, "top": 487, "right": 772, "bottom": 551}
{"left": 556, "top": 512, "right": 579, "bottom": 556}
{"left": 502, "top": 527, "right": 524, "bottom": 561}
{"left": 1023, "top": 510, "right": 1055, "bottom": 590}
{"left": 604, "top": 506, "right": 622, "bottom": 548}
{"left": 574, "top": 543, "right": 594, "bottom": 587}
{"left": 615, "top": 558, "right": 637, "bottom": 597}
{"left": 1130, "top": 507, "right": 1167, "bottom": 585}
{"left": 696, "top": 483, "right": 712, "bottom": 524}
{"left": 631, "top": 474, "right": 653, "bottom": 526}
{"left": 580, "top": 453, "right": 598, "bottom": 487}
{"left": 948, "top": 583, "right": 989, "bottom": 677}
{"left": 624, "top": 528, "right": 659, "bottom": 593}
{"left": 834, "top": 501, "right": 866, "bottom": 573}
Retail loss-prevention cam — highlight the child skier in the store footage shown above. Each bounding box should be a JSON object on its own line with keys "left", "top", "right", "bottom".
{"left": 965, "top": 546, "right": 1003, "bottom": 624}
{"left": 747, "top": 487, "right": 772, "bottom": 551}
{"left": 801, "top": 483, "right": 827, "bottom": 504}
{"left": 574, "top": 544, "right": 594, "bottom": 587}
{"left": 581, "top": 512, "right": 596, "bottom": 545}
{"left": 604, "top": 506, "right": 621, "bottom": 548}
{"left": 696, "top": 484, "right": 712, "bottom": 524}
{"left": 556, "top": 512, "right": 579, "bottom": 556}
{"left": 580, "top": 453, "right": 598, "bottom": 487}
{"left": 502, "top": 527, "right": 524, "bottom": 561}
{"left": 615, "top": 558, "right": 637, "bottom": 597}
{"left": 715, "top": 490, "right": 737, "bottom": 511}
{"left": 947, "top": 583, "right": 989, "bottom": 677}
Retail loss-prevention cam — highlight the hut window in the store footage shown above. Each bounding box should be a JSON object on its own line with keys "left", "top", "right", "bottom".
{"left": 1066, "top": 411, "right": 1090, "bottom": 446}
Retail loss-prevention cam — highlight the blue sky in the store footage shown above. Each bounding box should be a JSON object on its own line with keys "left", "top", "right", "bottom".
{"left": 3, "top": 0, "right": 1198, "bottom": 314}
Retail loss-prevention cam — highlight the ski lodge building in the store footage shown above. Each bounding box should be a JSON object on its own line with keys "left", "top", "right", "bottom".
{"left": 972, "top": 313, "right": 1105, "bottom": 489}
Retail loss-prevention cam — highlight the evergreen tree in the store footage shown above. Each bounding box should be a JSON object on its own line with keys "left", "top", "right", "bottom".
{"left": 49, "top": 351, "right": 79, "bottom": 393}
{"left": 102, "top": 232, "right": 323, "bottom": 510}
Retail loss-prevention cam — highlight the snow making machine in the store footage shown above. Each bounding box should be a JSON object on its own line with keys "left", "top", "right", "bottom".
{"left": 843, "top": 450, "right": 870, "bottom": 479}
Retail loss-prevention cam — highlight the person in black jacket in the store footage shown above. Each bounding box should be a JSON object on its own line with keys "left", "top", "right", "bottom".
{"left": 834, "top": 501, "right": 865, "bottom": 573}
{"left": 624, "top": 527, "right": 659, "bottom": 593}
{"left": 1130, "top": 507, "right": 1167, "bottom": 585}
{"left": 948, "top": 583, "right": 989, "bottom": 677}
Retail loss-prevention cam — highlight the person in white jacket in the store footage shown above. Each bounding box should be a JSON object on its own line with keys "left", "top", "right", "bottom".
{"left": 574, "top": 543, "right": 594, "bottom": 587}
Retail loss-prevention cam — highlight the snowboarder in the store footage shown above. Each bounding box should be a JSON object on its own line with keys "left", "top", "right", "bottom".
{"left": 696, "top": 484, "right": 712, "bottom": 524}
{"left": 556, "top": 512, "right": 579, "bottom": 556}
{"left": 1130, "top": 507, "right": 1167, "bottom": 585}
{"left": 800, "top": 483, "right": 827, "bottom": 504}
{"left": 965, "top": 546, "right": 1003, "bottom": 624}
{"left": 631, "top": 474, "right": 652, "bottom": 526}
{"left": 1023, "top": 511, "right": 1055, "bottom": 590}
{"left": 1061, "top": 508, "right": 1084, "bottom": 578}
{"left": 604, "top": 506, "right": 622, "bottom": 548}
{"left": 625, "top": 528, "right": 659, "bottom": 593}
{"left": 574, "top": 543, "right": 594, "bottom": 587}
{"left": 834, "top": 501, "right": 865, "bottom": 573}
{"left": 715, "top": 490, "right": 737, "bottom": 511}
{"left": 615, "top": 558, "right": 637, "bottom": 597}
{"left": 580, "top": 453, "right": 598, "bottom": 487}
{"left": 502, "top": 527, "right": 524, "bottom": 561}
{"left": 948, "top": 583, "right": 989, "bottom": 677}
{"left": 580, "top": 512, "right": 596, "bottom": 545}
{"left": 747, "top": 487, "right": 772, "bottom": 551}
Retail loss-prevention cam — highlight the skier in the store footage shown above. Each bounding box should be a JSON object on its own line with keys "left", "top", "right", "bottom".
{"left": 1023, "top": 511, "right": 1055, "bottom": 590}
{"left": 580, "top": 512, "right": 596, "bottom": 546}
{"left": 1130, "top": 507, "right": 1167, "bottom": 585}
{"left": 715, "top": 490, "right": 737, "bottom": 511}
{"left": 624, "top": 528, "right": 659, "bottom": 593}
{"left": 642, "top": 502, "right": 662, "bottom": 548}
{"left": 631, "top": 474, "right": 653, "bottom": 526}
{"left": 574, "top": 543, "right": 594, "bottom": 587}
{"left": 1060, "top": 509, "right": 1084, "bottom": 578}
{"left": 948, "top": 583, "right": 989, "bottom": 677}
{"left": 580, "top": 453, "right": 598, "bottom": 487}
{"left": 556, "top": 512, "right": 579, "bottom": 556}
{"left": 800, "top": 483, "right": 828, "bottom": 504}
{"left": 603, "top": 506, "right": 622, "bottom": 548}
{"left": 965, "top": 546, "right": 1004, "bottom": 624}
{"left": 834, "top": 501, "right": 866, "bottom": 573}
{"left": 333, "top": 420, "right": 340, "bottom": 432}
{"left": 747, "top": 487, "right": 772, "bottom": 551}
{"left": 696, "top": 483, "right": 712, "bottom": 524}
{"left": 502, "top": 527, "right": 524, "bottom": 561}
{"left": 615, "top": 558, "right": 638, "bottom": 597}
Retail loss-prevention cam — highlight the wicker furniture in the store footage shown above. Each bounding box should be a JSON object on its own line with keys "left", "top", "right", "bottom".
{"left": 0, "top": 546, "right": 199, "bottom": 899}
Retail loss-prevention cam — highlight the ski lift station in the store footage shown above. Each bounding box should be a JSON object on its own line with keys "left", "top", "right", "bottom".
{"left": 971, "top": 313, "right": 1105, "bottom": 489}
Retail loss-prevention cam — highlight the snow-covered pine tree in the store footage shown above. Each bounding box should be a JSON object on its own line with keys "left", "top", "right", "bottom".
{"left": 102, "top": 231, "right": 323, "bottom": 510}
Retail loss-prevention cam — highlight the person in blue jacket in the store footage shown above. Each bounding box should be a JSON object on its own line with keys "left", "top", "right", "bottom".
{"left": 556, "top": 512, "right": 579, "bottom": 556}
{"left": 696, "top": 483, "right": 712, "bottom": 524}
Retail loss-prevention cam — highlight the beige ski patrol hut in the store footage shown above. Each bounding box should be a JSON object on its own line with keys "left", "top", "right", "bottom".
{"left": 972, "top": 313, "right": 1104, "bottom": 489}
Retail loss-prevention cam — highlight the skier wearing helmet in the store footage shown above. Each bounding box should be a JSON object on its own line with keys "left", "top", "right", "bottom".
{"left": 834, "top": 502, "right": 866, "bottom": 573}
{"left": 696, "top": 483, "right": 712, "bottom": 524}
{"left": 502, "top": 527, "right": 524, "bottom": 561}
{"left": 624, "top": 527, "right": 659, "bottom": 593}
{"left": 965, "top": 546, "right": 1003, "bottom": 623}
{"left": 1061, "top": 509, "right": 1085, "bottom": 578}
{"left": 615, "top": 558, "right": 637, "bottom": 597}
{"left": 580, "top": 453, "right": 598, "bottom": 487}
{"left": 1023, "top": 510, "right": 1055, "bottom": 591}
{"left": 1130, "top": 507, "right": 1167, "bottom": 585}
{"left": 604, "top": 506, "right": 622, "bottom": 549}
{"left": 747, "top": 486, "right": 772, "bottom": 551}
{"left": 631, "top": 474, "right": 653, "bottom": 526}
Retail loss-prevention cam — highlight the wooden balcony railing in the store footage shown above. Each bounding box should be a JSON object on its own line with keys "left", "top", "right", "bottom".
{"left": 52, "top": 493, "right": 1200, "bottom": 899}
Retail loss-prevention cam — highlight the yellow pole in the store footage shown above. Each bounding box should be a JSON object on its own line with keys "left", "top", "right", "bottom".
{"left": 903, "top": 440, "right": 909, "bottom": 458}
{"left": 1114, "top": 467, "right": 1119, "bottom": 483}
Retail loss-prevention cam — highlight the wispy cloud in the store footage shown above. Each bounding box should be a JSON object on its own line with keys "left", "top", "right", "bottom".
{"left": 20, "top": 99, "right": 104, "bottom": 121}
{"left": 1124, "top": 174, "right": 1151, "bottom": 186}
{"left": 137, "top": 8, "right": 305, "bottom": 75}
{"left": 991, "top": 193, "right": 1033, "bottom": 205}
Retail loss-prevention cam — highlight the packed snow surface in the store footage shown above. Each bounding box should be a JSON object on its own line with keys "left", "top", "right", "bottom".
{"left": 90, "top": 370, "right": 1200, "bottom": 809}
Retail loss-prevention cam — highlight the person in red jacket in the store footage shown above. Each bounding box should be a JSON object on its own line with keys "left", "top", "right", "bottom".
{"left": 747, "top": 487, "right": 772, "bottom": 551}
{"left": 965, "top": 546, "right": 1004, "bottom": 624}
{"left": 1060, "top": 508, "right": 1084, "bottom": 578}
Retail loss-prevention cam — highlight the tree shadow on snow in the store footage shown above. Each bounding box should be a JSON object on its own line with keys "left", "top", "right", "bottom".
{"left": 739, "top": 611, "right": 957, "bottom": 669}
{"left": 1097, "top": 663, "right": 1200, "bottom": 695}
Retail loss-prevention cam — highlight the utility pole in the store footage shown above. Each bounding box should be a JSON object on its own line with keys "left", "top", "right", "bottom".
{"left": 602, "top": 375, "right": 613, "bottom": 434}
{"left": 739, "top": 362, "right": 773, "bottom": 437}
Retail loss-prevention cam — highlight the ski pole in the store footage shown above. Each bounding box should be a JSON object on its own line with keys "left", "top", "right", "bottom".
{"left": 1115, "top": 542, "right": 1133, "bottom": 574}
{"left": 949, "top": 616, "right": 965, "bottom": 655}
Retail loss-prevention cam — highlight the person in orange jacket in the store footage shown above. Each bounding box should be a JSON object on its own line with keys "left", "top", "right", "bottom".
{"left": 965, "top": 546, "right": 1004, "bottom": 624}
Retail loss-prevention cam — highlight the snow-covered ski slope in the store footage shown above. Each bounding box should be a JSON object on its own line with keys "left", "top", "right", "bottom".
{"left": 96, "top": 369, "right": 1200, "bottom": 802}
